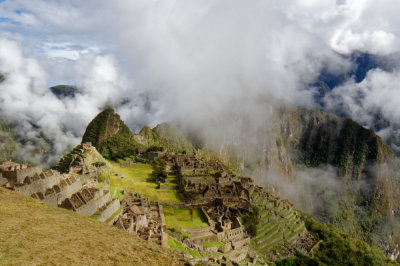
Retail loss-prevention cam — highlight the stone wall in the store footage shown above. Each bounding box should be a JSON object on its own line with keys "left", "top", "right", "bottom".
{"left": 2, "top": 165, "right": 42, "bottom": 184}
{"left": 98, "top": 199, "right": 121, "bottom": 222}
{"left": 76, "top": 190, "right": 112, "bottom": 216}
{"left": 42, "top": 179, "right": 83, "bottom": 206}
{"left": 14, "top": 171, "right": 60, "bottom": 196}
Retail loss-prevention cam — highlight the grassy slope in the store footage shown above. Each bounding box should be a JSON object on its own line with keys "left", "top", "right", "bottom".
{"left": 0, "top": 187, "right": 184, "bottom": 265}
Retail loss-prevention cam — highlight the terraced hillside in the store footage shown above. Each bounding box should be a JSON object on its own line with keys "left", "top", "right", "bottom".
{"left": 0, "top": 187, "right": 185, "bottom": 265}
{"left": 251, "top": 188, "right": 311, "bottom": 261}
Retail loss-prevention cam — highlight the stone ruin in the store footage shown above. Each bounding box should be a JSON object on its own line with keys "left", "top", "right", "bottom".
{"left": 201, "top": 202, "right": 251, "bottom": 263}
{"left": 0, "top": 160, "right": 121, "bottom": 224}
{"left": 115, "top": 192, "right": 168, "bottom": 247}
{"left": 163, "top": 153, "right": 255, "bottom": 206}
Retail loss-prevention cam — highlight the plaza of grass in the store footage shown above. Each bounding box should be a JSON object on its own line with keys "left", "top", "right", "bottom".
{"left": 99, "top": 159, "right": 225, "bottom": 256}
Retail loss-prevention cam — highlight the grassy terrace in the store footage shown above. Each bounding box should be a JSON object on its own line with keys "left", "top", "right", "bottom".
{"left": 108, "top": 162, "right": 183, "bottom": 204}
{"left": 164, "top": 207, "right": 209, "bottom": 231}
{"left": 0, "top": 187, "right": 184, "bottom": 265}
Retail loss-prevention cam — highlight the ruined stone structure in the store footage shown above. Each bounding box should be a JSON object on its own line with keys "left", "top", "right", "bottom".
{"left": 115, "top": 192, "right": 168, "bottom": 247}
{"left": 202, "top": 203, "right": 251, "bottom": 263}
{"left": 60, "top": 186, "right": 120, "bottom": 223}
{"left": 0, "top": 161, "right": 121, "bottom": 224}
{"left": 161, "top": 154, "right": 256, "bottom": 207}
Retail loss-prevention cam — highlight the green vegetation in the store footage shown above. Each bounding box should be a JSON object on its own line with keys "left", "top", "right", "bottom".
{"left": 153, "top": 158, "right": 168, "bottom": 185}
{"left": 0, "top": 187, "right": 184, "bottom": 265}
{"left": 241, "top": 206, "right": 259, "bottom": 237}
{"left": 275, "top": 213, "right": 398, "bottom": 266}
{"left": 92, "top": 161, "right": 106, "bottom": 167}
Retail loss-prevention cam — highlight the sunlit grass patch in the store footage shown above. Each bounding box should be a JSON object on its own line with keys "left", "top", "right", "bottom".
{"left": 164, "top": 207, "right": 208, "bottom": 231}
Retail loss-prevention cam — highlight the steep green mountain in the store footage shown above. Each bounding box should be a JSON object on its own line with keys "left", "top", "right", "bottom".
{"left": 81, "top": 108, "right": 143, "bottom": 160}
{"left": 137, "top": 123, "right": 196, "bottom": 154}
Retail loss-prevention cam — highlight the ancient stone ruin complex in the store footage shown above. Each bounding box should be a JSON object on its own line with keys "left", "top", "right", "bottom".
{"left": 165, "top": 153, "right": 255, "bottom": 206}
{"left": 1, "top": 145, "right": 313, "bottom": 264}
{"left": 157, "top": 153, "right": 312, "bottom": 262}
{"left": 0, "top": 155, "right": 120, "bottom": 224}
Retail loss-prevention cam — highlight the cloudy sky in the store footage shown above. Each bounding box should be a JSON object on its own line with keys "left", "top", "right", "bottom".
{"left": 0, "top": 0, "right": 400, "bottom": 163}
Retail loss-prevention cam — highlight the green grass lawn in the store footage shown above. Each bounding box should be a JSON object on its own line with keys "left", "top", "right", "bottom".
{"left": 164, "top": 207, "right": 209, "bottom": 232}
{"left": 108, "top": 162, "right": 183, "bottom": 203}
{"left": 111, "top": 162, "right": 154, "bottom": 180}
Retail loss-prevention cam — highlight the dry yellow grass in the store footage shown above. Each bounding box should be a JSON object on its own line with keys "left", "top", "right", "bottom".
{"left": 0, "top": 187, "right": 185, "bottom": 266}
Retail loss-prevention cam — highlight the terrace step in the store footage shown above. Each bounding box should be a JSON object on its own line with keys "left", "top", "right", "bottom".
{"left": 184, "top": 227, "right": 213, "bottom": 239}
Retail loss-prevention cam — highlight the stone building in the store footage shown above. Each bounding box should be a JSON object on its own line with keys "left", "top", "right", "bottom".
{"left": 115, "top": 192, "right": 168, "bottom": 247}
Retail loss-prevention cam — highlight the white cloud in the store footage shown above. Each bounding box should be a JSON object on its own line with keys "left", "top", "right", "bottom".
{"left": 0, "top": 0, "right": 399, "bottom": 163}
{"left": 324, "top": 68, "right": 400, "bottom": 128}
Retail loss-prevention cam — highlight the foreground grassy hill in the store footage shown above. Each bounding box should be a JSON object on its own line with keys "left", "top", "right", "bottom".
{"left": 0, "top": 187, "right": 185, "bottom": 265}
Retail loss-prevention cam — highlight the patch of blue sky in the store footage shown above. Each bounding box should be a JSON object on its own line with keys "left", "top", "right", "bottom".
{"left": 0, "top": 17, "right": 19, "bottom": 25}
